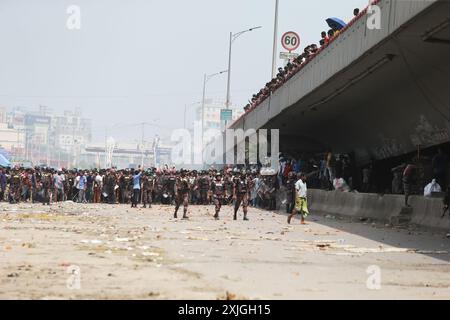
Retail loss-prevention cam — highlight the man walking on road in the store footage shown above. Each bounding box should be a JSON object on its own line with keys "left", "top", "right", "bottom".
{"left": 288, "top": 173, "right": 309, "bottom": 225}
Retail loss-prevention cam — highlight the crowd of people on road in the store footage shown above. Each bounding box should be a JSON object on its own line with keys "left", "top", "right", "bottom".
{"left": 0, "top": 164, "right": 309, "bottom": 224}
{"left": 1, "top": 145, "right": 448, "bottom": 222}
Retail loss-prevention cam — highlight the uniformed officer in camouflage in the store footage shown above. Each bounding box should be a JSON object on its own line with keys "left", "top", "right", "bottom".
{"left": 211, "top": 172, "right": 226, "bottom": 220}
{"left": 174, "top": 170, "right": 190, "bottom": 219}
{"left": 233, "top": 170, "right": 250, "bottom": 221}
{"left": 198, "top": 172, "right": 210, "bottom": 205}
{"left": 106, "top": 170, "right": 117, "bottom": 204}
{"left": 9, "top": 171, "right": 21, "bottom": 204}
{"left": 42, "top": 170, "right": 52, "bottom": 205}
{"left": 153, "top": 170, "right": 164, "bottom": 204}
{"left": 164, "top": 171, "right": 177, "bottom": 205}
{"left": 141, "top": 171, "right": 154, "bottom": 208}
{"left": 285, "top": 171, "right": 296, "bottom": 213}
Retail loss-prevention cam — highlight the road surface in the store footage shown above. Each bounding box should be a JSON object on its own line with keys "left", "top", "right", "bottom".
{"left": 1, "top": 202, "right": 449, "bottom": 299}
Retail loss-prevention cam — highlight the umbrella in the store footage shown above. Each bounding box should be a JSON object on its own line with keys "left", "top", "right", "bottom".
{"left": 326, "top": 17, "right": 347, "bottom": 31}
{"left": 0, "top": 154, "right": 11, "bottom": 167}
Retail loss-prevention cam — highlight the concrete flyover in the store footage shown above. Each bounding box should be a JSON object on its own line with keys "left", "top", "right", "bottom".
{"left": 230, "top": 0, "right": 450, "bottom": 164}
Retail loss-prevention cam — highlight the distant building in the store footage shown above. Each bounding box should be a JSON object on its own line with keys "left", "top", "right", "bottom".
{"left": 52, "top": 108, "right": 92, "bottom": 152}
{"left": 195, "top": 99, "right": 244, "bottom": 132}
{"left": 0, "top": 107, "right": 6, "bottom": 123}
{"left": 82, "top": 138, "right": 172, "bottom": 169}
{"left": 6, "top": 107, "right": 26, "bottom": 131}
{"left": 0, "top": 123, "right": 25, "bottom": 154}
{"left": 3, "top": 106, "right": 92, "bottom": 167}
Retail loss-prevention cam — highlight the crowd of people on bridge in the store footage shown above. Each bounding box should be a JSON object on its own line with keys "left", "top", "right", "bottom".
{"left": 243, "top": 7, "right": 362, "bottom": 114}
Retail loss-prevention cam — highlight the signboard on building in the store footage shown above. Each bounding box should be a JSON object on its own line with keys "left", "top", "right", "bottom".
{"left": 25, "top": 115, "right": 51, "bottom": 126}
{"left": 220, "top": 109, "right": 233, "bottom": 121}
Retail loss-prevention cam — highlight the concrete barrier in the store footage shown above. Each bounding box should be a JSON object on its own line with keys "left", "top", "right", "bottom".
{"left": 308, "top": 189, "right": 450, "bottom": 230}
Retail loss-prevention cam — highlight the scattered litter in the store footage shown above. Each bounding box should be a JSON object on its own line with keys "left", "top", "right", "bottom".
{"left": 7, "top": 273, "right": 19, "bottom": 278}
{"left": 186, "top": 236, "right": 209, "bottom": 241}
{"left": 325, "top": 252, "right": 363, "bottom": 257}
{"left": 80, "top": 239, "right": 102, "bottom": 245}
{"left": 313, "top": 240, "right": 337, "bottom": 244}
{"left": 142, "top": 252, "right": 160, "bottom": 257}
{"left": 218, "top": 291, "right": 248, "bottom": 300}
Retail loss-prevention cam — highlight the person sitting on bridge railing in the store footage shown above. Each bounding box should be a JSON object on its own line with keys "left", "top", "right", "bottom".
{"left": 320, "top": 31, "right": 330, "bottom": 46}
{"left": 327, "top": 29, "right": 335, "bottom": 39}
{"left": 237, "top": 5, "right": 375, "bottom": 117}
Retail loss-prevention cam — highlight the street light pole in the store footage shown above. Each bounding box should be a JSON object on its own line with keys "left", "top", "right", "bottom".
{"left": 272, "top": 0, "right": 280, "bottom": 79}
{"left": 201, "top": 74, "right": 208, "bottom": 144}
{"left": 225, "top": 32, "right": 233, "bottom": 111}
{"left": 224, "top": 26, "right": 262, "bottom": 128}
{"left": 201, "top": 70, "right": 227, "bottom": 168}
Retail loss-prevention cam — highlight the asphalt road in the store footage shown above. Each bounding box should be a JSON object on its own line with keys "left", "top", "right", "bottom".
{"left": 1, "top": 202, "right": 449, "bottom": 299}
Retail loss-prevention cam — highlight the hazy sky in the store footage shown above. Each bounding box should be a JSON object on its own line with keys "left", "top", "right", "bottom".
{"left": 0, "top": 0, "right": 367, "bottom": 143}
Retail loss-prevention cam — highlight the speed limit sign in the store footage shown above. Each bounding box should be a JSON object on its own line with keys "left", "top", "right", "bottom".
{"left": 281, "top": 31, "right": 300, "bottom": 52}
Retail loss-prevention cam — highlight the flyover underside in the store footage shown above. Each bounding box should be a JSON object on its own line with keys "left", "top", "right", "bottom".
{"left": 249, "top": 1, "right": 450, "bottom": 164}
